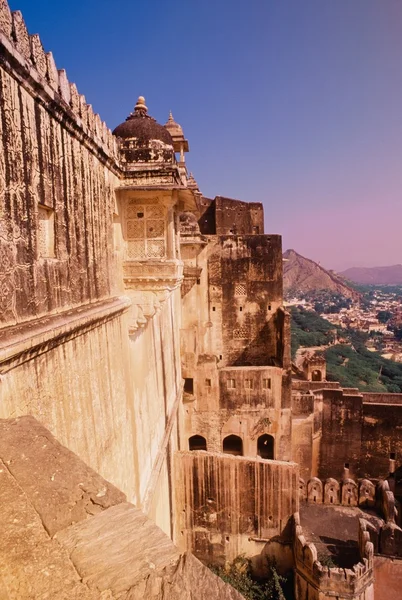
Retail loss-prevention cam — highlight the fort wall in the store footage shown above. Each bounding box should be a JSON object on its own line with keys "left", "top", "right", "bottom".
{"left": 293, "top": 512, "right": 374, "bottom": 600}
{"left": 174, "top": 450, "right": 299, "bottom": 564}
{"left": 301, "top": 387, "right": 402, "bottom": 480}
{"left": 0, "top": 0, "right": 179, "bottom": 537}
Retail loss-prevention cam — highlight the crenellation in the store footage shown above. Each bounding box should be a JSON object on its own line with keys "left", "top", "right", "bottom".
{"left": 94, "top": 112, "right": 102, "bottom": 141}
{"left": 11, "top": 11, "right": 30, "bottom": 62}
{"left": 79, "top": 92, "right": 88, "bottom": 122}
{"left": 0, "top": 0, "right": 12, "bottom": 38}
{"left": 29, "top": 33, "right": 47, "bottom": 79}
{"left": 57, "top": 68, "right": 71, "bottom": 105}
{"left": 45, "top": 51, "right": 58, "bottom": 90}
{"left": 293, "top": 511, "right": 374, "bottom": 598}
{"left": 69, "top": 81, "right": 80, "bottom": 115}
{"left": 86, "top": 102, "right": 95, "bottom": 136}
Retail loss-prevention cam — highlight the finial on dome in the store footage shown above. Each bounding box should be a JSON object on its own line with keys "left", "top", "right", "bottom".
{"left": 134, "top": 96, "right": 148, "bottom": 115}
{"left": 168, "top": 110, "right": 174, "bottom": 123}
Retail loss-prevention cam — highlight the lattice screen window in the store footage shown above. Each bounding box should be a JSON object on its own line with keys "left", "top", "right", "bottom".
{"left": 126, "top": 204, "right": 166, "bottom": 260}
{"left": 235, "top": 283, "right": 247, "bottom": 297}
{"left": 38, "top": 205, "right": 55, "bottom": 258}
{"left": 233, "top": 326, "right": 249, "bottom": 339}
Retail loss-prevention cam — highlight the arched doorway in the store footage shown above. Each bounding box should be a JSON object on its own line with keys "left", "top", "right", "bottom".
{"left": 188, "top": 435, "right": 207, "bottom": 451}
{"left": 223, "top": 434, "right": 243, "bottom": 456}
{"left": 312, "top": 370, "right": 322, "bottom": 382}
{"left": 257, "top": 434, "right": 274, "bottom": 459}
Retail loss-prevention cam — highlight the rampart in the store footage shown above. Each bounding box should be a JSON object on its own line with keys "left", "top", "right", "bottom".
{"left": 174, "top": 450, "right": 299, "bottom": 565}
{"left": 0, "top": 0, "right": 182, "bottom": 538}
{"left": 299, "top": 475, "right": 402, "bottom": 557}
{"left": 293, "top": 512, "right": 374, "bottom": 599}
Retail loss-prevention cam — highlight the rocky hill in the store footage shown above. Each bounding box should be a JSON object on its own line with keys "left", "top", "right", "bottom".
{"left": 283, "top": 249, "right": 360, "bottom": 299}
{"left": 340, "top": 265, "right": 402, "bottom": 285}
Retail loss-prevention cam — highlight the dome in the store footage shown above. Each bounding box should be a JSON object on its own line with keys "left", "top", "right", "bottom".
{"left": 113, "top": 96, "right": 173, "bottom": 146}
{"left": 164, "top": 111, "right": 184, "bottom": 137}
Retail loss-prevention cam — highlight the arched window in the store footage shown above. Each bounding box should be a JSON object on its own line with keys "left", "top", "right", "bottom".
{"left": 223, "top": 434, "right": 243, "bottom": 456}
{"left": 312, "top": 370, "right": 322, "bottom": 382}
{"left": 189, "top": 435, "right": 207, "bottom": 451}
{"left": 257, "top": 434, "right": 274, "bottom": 460}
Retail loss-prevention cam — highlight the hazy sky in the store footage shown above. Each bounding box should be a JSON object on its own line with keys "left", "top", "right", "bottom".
{"left": 9, "top": 0, "right": 402, "bottom": 271}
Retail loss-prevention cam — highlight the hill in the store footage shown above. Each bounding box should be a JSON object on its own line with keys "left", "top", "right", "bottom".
{"left": 340, "top": 265, "right": 402, "bottom": 285}
{"left": 283, "top": 249, "right": 360, "bottom": 300}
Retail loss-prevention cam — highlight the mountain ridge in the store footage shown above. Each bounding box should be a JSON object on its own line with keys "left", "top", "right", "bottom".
{"left": 340, "top": 265, "right": 402, "bottom": 285}
{"left": 283, "top": 249, "right": 360, "bottom": 299}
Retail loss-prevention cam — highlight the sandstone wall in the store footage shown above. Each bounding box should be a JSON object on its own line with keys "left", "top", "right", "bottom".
{"left": 0, "top": 7, "right": 120, "bottom": 326}
{"left": 293, "top": 513, "right": 374, "bottom": 600}
{"left": 374, "top": 556, "right": 402, "bottom": 600}
{"left": 174, "top": 450, "right": 298, "bottom": 565}
{"left": 308, "top": 387, "right": 402, "bottom": 480}
{"left": 0, "top": 291, "right": 182, "bottom": 534}
{"left": 0, "top": 2, "right": 180, "bottom": 537}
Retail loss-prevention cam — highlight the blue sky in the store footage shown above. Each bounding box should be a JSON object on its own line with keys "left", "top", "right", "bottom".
{"left": 9, "top": 0, "right": 402, "bottom": 270}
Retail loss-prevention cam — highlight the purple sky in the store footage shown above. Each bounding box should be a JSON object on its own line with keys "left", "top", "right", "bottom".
{"left": 9, "top": 0, "right": 402, "bottom": 271}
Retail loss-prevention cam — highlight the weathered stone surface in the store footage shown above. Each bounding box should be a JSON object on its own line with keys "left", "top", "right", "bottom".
{"left": 0, "top": 0, "right": 12, "bottom": 38}
{"left": 0, "top": 416, "right": 126, "bottom": 536}
{"left": 12, "top": 11, "right": 30, "bottom": 61}
{"left": 56, "top": 502, "right": 245, "bottom": 600}
{"left": 46, "top": 51, "right": 59, "bottom": 90}
{"left": 175, "top": 451, "right": 299, "bottom": 564}
{"left": 30, "top": 33, "right": 47, "bottom": 78}
{"left": 56, "top": 502, "right": 181, "bottom": 594}
{"left": 0, "top": 458, "right": 98, "bottom": 599}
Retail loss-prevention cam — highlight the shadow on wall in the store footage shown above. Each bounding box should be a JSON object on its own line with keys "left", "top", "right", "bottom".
{"left": 232, "top": 309, "right": 289, "bottom": 368}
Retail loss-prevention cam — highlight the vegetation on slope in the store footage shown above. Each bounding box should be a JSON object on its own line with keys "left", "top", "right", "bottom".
{"left": 290, "top": 306, "right": 337, "bottom": 358}
{"left": 324, "top": 332, "right": 402, "bottom": 393}
{"left": 291, "top": 307, "right": 402, "bottom": 393}
{"left": 209, "top": 555, "right": 290, "bottom": 599}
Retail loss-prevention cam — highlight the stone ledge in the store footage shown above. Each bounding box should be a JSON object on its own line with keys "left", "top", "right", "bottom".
{"left": 0, "top": 296, "right": 131, "bottom": 373}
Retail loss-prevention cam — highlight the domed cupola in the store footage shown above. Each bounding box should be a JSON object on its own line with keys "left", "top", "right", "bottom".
{"left": 113, "top": 96, "right": 174, "bottom": 166}
{"left": 164, "top": 111, "right": 189, "bottom": 163}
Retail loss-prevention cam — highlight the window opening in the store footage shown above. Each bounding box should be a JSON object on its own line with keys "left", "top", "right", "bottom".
{"left": 184, "top": 378, "right": 194, "bottom": 394}
{"left": 257, "top": 434, "right": 274, "bottom": 460}
{"left": 262, "top": 378, "right": 271, "bottom": 390}
{"left": 189, "top": 435, "right": 207, "bottom": 451}
{"left": 223, "top": 435, "right": 243, "bottom": 456}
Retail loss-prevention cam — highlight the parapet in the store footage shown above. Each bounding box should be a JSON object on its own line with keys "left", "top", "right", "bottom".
{"left": 0, "top": 0, "right": 118, "bottom": 167}
{"left": 293, "top": 512, "right": 374, "bottom": 598}
{"left": 299, "top": 475, "right": 375, "bottom": 508}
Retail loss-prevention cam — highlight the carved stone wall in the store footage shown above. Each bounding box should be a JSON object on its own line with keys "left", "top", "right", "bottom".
{"left": 0, "top": 6, "right": 120, "bottom": 327}
{"left": 0, "top": 0, "right": 181, "bottom": 539}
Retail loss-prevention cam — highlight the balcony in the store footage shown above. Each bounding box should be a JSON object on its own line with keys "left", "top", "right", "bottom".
{"left": 123, "top": 260, "right": 183, "bottom": 292}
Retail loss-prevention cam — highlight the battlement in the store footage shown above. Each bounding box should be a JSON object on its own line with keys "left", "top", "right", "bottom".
{"left": 293, "top": 512, "right": 374, "bottom": 598}
{"left": 299, "top": 475, "right": 376, "bottom": 508}
{"left": 0, "top": 0, "right": 118, "bottom": 167}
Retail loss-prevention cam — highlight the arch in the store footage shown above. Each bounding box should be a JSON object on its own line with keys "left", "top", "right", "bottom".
{"left": 188, "top": 435, "right": 207, "bottom": 451}
{"left": 257, "top": 434, "right": 274, "bottom": 459}
{"left": 223, "top": 434, "right": 243, "bottom": 456}
{"left": 312, "top": 369, "right": 322, "bottom": 382}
